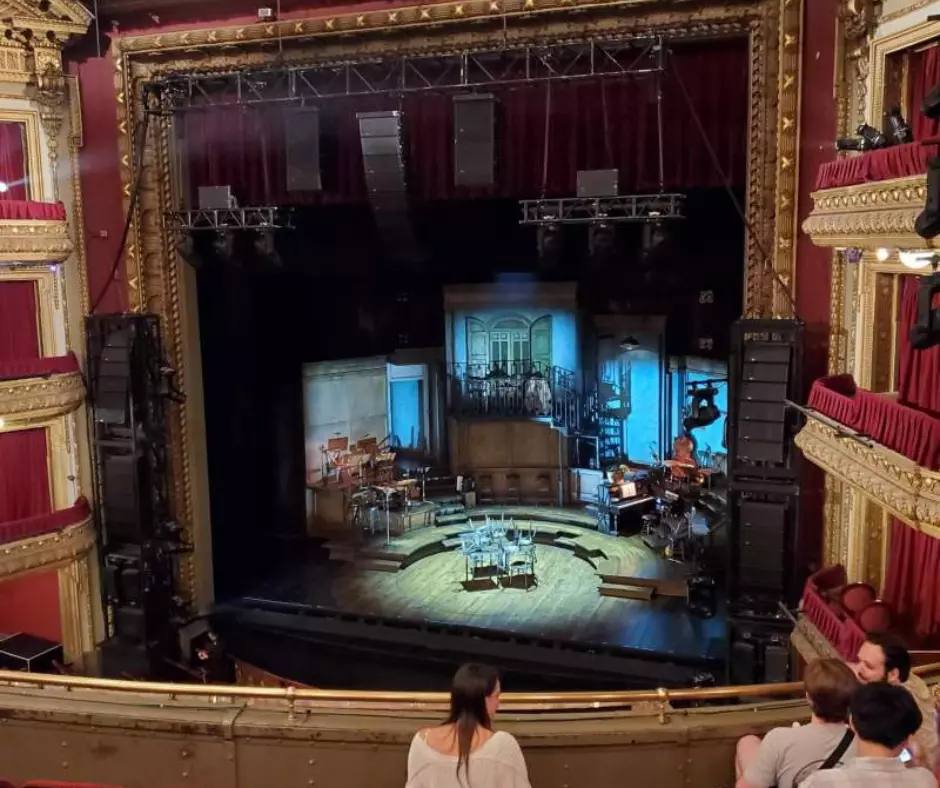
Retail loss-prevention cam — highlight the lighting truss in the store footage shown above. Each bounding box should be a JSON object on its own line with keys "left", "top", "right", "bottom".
{"left": 164, "top": 207, "right": 292, "bottom": 231}
{"left": 143, "top": 36, "right": 665, "bottom": 110}
{"left": 518, "top": 193, "right": 685, "bottom": 226}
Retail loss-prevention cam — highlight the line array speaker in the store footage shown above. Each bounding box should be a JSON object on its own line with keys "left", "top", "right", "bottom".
{"left": 357, "top": 110, "right": 418, "bottom": 258}
{"left": 728, "top": 319, "right": 803, "bottom": 482}
{"left": 453, "top": 94, "right": 495, "bottom": 187}
{"left": 285, "top": 107, "right": 322, "bottom": 192}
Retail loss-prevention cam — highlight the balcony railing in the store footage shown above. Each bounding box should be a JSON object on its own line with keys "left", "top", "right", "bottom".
{"left": 446, "top": 361, "right": 592, "bottom": 436}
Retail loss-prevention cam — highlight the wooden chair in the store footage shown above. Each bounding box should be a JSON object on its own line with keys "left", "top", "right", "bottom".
{"left": 505, "top": 473, "right": 521, "bottom": 505}
{"left": 534, "top": 473, "right": 553, "bottom": 506}
{"left": 478, "top": 474, "right": 495, "bottom": 505}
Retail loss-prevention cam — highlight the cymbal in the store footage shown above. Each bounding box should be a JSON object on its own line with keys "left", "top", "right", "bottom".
{"left": 664, "top": 460, "right": 696, "bottom": 469}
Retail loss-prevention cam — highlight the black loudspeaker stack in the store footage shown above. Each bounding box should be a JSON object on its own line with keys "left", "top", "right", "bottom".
{"left": 357, "top": 110, "right": 419, "bottom": 263}
{"left": 86, "top": 315, "right": 187, "bottom": 678}
{"left": 453, "top": 94, "right": 496, "bottom": 187}
{"left": 726, "top": 318, "right": 804, "bottom": 684}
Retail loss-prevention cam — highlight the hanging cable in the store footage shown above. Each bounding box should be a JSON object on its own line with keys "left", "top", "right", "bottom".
{"left": 540, "top": 80, "right": 552, "bottom": 199}
{"left": 667, "top": 48, "right": 798, "bottom": 318}
{"left": 88, "top": 96, "right": 153, "bottom": 315}
{"left": 601, "top": 79, "right": 613, "bottom": 168}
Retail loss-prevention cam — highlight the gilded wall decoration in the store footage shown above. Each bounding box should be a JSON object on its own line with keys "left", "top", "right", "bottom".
{"left": 794, "top": 418, "right": 940, "bottom": 540}
{"left": 0, "top": 516, "right": 95, "bottom": 581}
{"left": 802, "top": 174, "right": 934, "bottom": 250}
{"left": 0, "top": 218, "right": 74, "bottom": 263}
{"left": 0, "top": 370, "right": 85, "bottom": 421}
{"left": 112, "top": 0, "right": 803, "bottom": 607}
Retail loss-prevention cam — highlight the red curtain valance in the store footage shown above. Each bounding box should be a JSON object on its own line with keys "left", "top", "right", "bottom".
{"left": 908, "top": 44, "right": 940, "bottom": 143}
{"left": 0, "top": 497, "right": 90, "bottom": 547}
{"left": 184, "top": 40, "right": 749, "bottom": 205}
{"left": 897, "top": 276, "right": 940, "bottom": 417}
{"left": 806, "top": 375, "right": 940, "bottom": 470}
{"left": 0, "top": 121, "right": 28, "bottom": 201}
{"left": 0, "top": 280, "right": 40, "bottom": 363}
{"left": 0, "top": 428, "right": 52, "bottom": 524}
{"left": 0, "top": 200, "right": 66, "bottom": 221}
{"left": 814, "top": 141, "right": 934, "bottom": 190}
{"left": 0, "top": 353, "right": 79, "bottom": 381}
{"left": 883, "top": 518, "right": 940, "bottom": 640}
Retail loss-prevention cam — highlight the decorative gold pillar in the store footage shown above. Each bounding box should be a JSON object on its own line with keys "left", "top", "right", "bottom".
{"left": 58, "top": 551, "right": 96, "bottom": 667}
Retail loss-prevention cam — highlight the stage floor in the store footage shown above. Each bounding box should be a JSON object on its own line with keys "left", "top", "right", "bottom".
{"left": 247, "top": 507, "right": 726, "bottom": 664}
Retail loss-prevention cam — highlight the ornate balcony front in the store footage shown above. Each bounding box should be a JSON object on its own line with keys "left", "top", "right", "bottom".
{"left": 0, "top": 200, "right": 73, "bottom": 263}
{"left": 0, "top": 356, "right": 85, "bottom": 422}
{"left": 801, "top": 174, "right": 931, "bottom": 251}
{"left": 794, "top": 377, "right": 940, "bottom": 539}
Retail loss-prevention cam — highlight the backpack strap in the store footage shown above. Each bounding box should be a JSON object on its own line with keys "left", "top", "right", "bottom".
{"left": 820, "top": 730, "right": 855, "bottom": 770}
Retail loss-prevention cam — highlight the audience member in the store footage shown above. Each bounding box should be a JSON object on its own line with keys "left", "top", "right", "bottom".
{"left": 853, "top": 633, "right": 938, "bottom": 771}
{"left": 736, "top": 658, "right": 859, "bottom": 788}
{"left": 801, "top": 683, "right": 937, "bottom": 788}
{"left": 406, "top": 663, "right": 531, "bottom": 788}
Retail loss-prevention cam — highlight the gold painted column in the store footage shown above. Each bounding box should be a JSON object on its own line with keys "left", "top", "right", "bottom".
{"left": 58, "top": 550, "right": 96, "bottom": 667}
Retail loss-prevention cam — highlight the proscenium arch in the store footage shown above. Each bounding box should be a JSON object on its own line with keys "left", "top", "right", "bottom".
{"left": 112, "top": 0, "right": 802, "bottom": 608}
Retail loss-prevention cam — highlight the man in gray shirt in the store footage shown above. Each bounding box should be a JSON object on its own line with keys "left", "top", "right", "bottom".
{"left": 736, "top": 658, "right": 859, "bottom": 788}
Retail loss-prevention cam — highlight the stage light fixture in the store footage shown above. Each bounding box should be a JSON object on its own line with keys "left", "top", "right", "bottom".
{"left": 922, "top": 83, "right": 940, "bottom": 121}
{"left": 619, "top": 336, "right": 639, "bottom": 352}
{"left": 588, "top": 220, "right": 615, "bottom": 260}
{"left": 0, "top": 182, "right": 8, "bottom": 194}
{"left": 835, "top": 123, "right": 888, "bottom": 152}
{"left": 211, "top": 230, "right": 235, "bottom": 263}
{"left": 875, "top": 247, "right": 890, "bottom": 261}
{"left": 915, "top": 155, "right": 940, "bottom": 240}
{"left": 909, "top": 271, "right": 940, "bottom": 351}
{"left": 252, "top": 229, "right": 281, "bottom": 267}
{"left": 683, "top": 384, "right": 721, "bottom": 432}
{"left": 886, "top": 107, "right": 912, "bottom": 145}
{"left": 536, "top": 222, "right": 562, "bottom": 268}
{"left": 899, "top": 250, "right": 936, "bottom": 270}
{"left": 176, "top": 233, "right": 201, "bottom": 269}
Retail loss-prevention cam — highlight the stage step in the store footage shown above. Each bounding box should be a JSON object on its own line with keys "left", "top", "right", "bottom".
{"left": 553, "top": 537, "right": 580, "bottom": 550}
{"left": 597, "top": 574, "right": 688, "bottom": 598}
{"left": 436, "top": 512, "right": 470, "bottom": 527}
{"left": 358, "top": 548, "right": 408, "bottom": 562}
{"left": 598, "top": 582, "right": 655, "bottom": 601}
{"left": 354, "top": 558, "right": 401, "bottom": 573}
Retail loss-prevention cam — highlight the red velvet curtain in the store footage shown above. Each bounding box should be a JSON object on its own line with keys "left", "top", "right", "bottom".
{"left": 0, "top": 281, "right": 40, "bottom": 363}
{"left": 0, "top": 121, "right": 28, "bottom": 201}
{"left": 908, "top": 44, "right": 940, "bottom": 142}
{"left": 883, "top": 518, "right": 940, "bottom": 641}
{"left": 897, "top": 275, "right": 940, "bottom": 416}
{"left": 183, "top": 40, "right": 748, "bottom": 205}
{"left": 0, "top": 429, "right": 51, "bottom": 524}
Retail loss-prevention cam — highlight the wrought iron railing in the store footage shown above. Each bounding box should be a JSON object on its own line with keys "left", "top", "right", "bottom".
{"left": 446, "top": 361, "right": 593, "bottom": 435}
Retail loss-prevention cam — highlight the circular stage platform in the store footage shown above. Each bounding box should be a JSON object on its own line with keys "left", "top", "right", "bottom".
{"left": 323, "top": 505, "right": 723, "bottom": 660}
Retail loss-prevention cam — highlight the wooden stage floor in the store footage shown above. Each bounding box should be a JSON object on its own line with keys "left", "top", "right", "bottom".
{"left": 248, "top": 508, "right": 726, "bottom": 664}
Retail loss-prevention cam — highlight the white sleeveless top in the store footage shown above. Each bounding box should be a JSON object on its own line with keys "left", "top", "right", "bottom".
{"left": 406, "top": 729, "right": 532, "bottom": 788}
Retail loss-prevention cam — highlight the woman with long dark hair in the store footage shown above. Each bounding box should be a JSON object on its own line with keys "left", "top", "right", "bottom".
{"left": 406, "top": 663, "right": 531, "bottom": 788}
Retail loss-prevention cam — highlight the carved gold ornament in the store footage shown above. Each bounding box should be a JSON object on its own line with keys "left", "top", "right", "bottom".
{"left": 0, "top": 370, "right": 84, "bottom": 422}
{"left": 802, "top": 175, "right": 936, "bottom": 251}
{"left": 0, "top": 218, "right": 74, "bottom": 263}
{"left": 0, "top": 515, "right": 94, "bottom": 581}
{"left": 794, "top": 418, "right": 940, "bottom": 539}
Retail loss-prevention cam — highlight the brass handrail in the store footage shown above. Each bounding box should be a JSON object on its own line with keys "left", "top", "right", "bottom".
{"left": 1, "top": 663, "right": 938, "bottom": 712}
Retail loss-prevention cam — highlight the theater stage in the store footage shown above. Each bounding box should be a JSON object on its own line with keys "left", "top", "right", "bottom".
{"left": 245, "top": 506, "right": 726, "bottom": 665}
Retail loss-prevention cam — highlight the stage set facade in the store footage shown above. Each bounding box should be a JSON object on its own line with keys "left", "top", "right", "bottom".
{"left": 0, "top": 0, "right": 939, "bottom": 783}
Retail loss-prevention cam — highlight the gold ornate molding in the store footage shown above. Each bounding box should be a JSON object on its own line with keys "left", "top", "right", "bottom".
{"left": 0, "top": 515, "right": 94, "bottom": 581}
{"left": 0, "top": 218, "right": 74, "bottom": 263}
{"left": 791, "top": 615, "right": 842, "bottom": 663}
{"left": 0, "top": 370, "right": 84, "bottom": 421}
{"left": 802, "top": 174, "right": 936, "bottom": 250}
{"left": 794, "top": 417, "right": 940, "bottom": 539}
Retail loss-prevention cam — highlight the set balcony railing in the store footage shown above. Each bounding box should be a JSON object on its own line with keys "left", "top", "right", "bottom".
{"left": 446, "top": 361, "right": 593, "bottom": 436}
